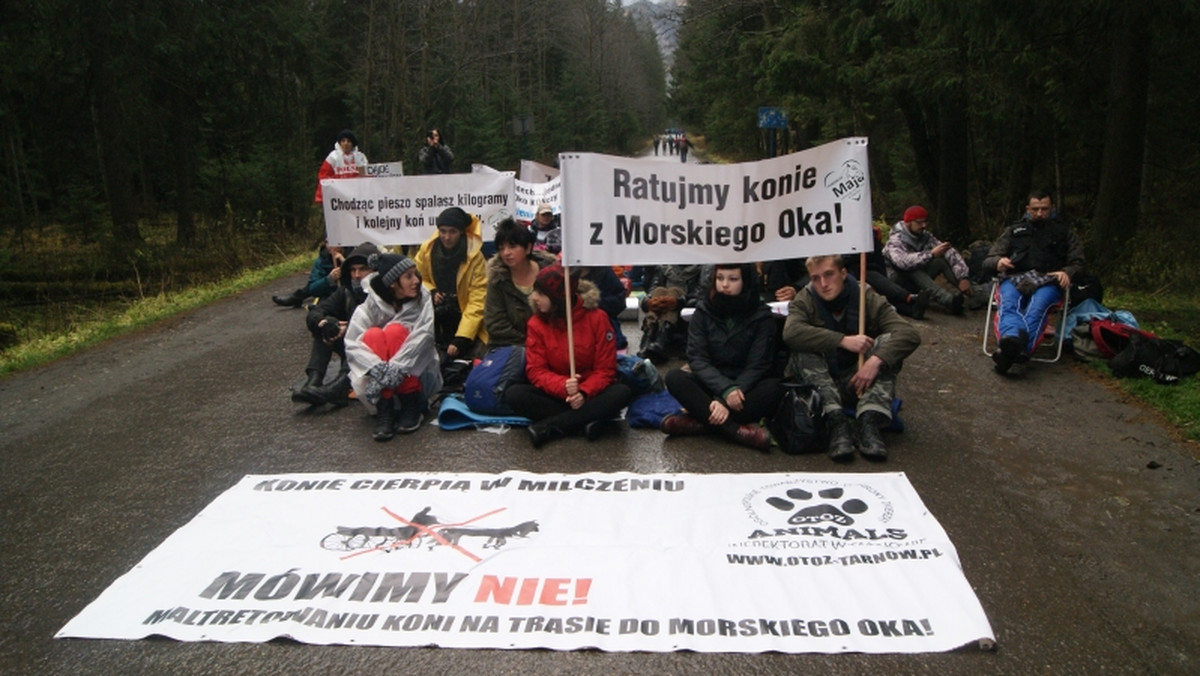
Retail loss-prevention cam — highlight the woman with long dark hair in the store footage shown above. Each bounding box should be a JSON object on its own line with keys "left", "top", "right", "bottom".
{"left": 661, "top": 263, "right": 781, "bottom": 450}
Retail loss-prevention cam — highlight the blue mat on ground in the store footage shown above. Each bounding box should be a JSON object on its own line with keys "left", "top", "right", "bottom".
{"left": 436, "top": 394, "right": 532, "bottom": 430}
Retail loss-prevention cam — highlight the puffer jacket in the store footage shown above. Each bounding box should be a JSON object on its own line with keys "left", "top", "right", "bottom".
{"left": 524, "top": 280, "right": 616, "bottom": 400}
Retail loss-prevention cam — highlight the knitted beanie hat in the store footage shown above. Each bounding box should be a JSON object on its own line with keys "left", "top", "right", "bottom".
{"left": 534, "top": 264, "right": 578, "bottom": 306}
{"left": 337, "top": 129, "right": 358, "bottom": 147}
{"left": 436, "top": 206, "right": 471, "bottom": 231}
{"left": 903, "top": 205, "right": 928, "bottom": 223}
{"left": 370, "top": 253, "right": 416, "bottom": 287}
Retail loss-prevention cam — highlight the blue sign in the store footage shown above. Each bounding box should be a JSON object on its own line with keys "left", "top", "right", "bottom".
{"left": 758, "top": 107, "right": 788, "bottom": 129}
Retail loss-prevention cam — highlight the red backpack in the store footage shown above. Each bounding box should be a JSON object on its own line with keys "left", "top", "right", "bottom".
{"left": 1089, "top": 319, "right": 1157, "bottom": 360}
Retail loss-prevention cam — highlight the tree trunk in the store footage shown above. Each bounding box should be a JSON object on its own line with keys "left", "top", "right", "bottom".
{"left": 1092, "top": 4, "right": 1150, "bottom": 271}
{"left": 935, "top": 89, "right": 971, "bottom": 245}
{"left": 87, "top": 3, "right": 141, "bottom": 247}
{"left": 895, "top": 90, "right": 939, "bottom": 211}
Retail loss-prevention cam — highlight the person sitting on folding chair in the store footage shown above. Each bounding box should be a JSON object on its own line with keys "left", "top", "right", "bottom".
{"left": 983, "top": 190, "right": 1085, "bottom": 375}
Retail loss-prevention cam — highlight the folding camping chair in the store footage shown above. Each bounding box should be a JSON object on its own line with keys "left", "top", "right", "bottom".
{"left": 981, "top": 279, "right": 1070, "bottom": 363}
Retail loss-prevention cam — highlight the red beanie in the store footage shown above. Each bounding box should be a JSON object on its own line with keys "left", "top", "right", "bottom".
{"left": 534, "top": 263, "right": 581, "bottom": 311}
{"left": 903, "top": 206, "right": 928, "bottom": 223}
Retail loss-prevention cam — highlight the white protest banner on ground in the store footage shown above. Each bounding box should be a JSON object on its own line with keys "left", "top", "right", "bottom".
{"left": 520, "top": 159, "right": 559, "bottom": 183}
{"left": 515, "top": 177, "right": 562, "bottom": 222}
{"left": 366, "top": 162, "right": 404, "bottom": 178}
{"left": 560, "top": 138, "right": 872, "bottom": 266}
{"left": 58, "top": 472, "right": 995, "bottom": 653}
{"left": 321, "top": 173, "right": 515, "bottom": 247}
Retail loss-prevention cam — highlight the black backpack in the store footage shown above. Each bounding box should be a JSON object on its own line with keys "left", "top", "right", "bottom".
{"left": 1110, "top": 334, "right": 1200, "bottom": 385}
{"left": 769, "top": 382, "right": 826, "bottom": 455}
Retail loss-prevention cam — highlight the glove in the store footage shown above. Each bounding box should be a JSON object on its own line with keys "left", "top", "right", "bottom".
{"left": 649, "top": 296, "right": 677, "bottom": 313}
{"left": 450, "top": 337, "right": 474, "bottom": 357}
{"left": 319, "top": 320, "right": 341, "bottom": 341}
{"left": 363, "top": 377, "right": 384, "bottom": 405}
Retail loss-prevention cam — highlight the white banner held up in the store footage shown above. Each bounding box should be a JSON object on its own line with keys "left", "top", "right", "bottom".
{"left": 365, "top": 162, "right": 404, "bottom": 178}
{"left": 520, "top": 159, "right": 559, "bottom": 183}
{"left": 560, "top": 138, "right": 872, "bottom": 266}
{"left": 515, "top": 177, "right": 561, "bottom": 222}
{"left": 321, "top": 173, "right": 515, "bottom": 248}
{"left": 58, "top": 471, "right": 994, "bottom": 653}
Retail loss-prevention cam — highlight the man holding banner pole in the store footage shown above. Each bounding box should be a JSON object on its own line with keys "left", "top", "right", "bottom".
{"left": 783, "top": 254, "right": 921, "bottom": 462}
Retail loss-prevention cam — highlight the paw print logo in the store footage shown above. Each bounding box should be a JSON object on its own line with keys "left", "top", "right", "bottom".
{"left": 767, "top": 487, "right": 868, "bottom": 526}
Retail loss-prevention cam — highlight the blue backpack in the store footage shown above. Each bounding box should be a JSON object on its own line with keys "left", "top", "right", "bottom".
{"left": 463, "top": 346, "right": 527, "bottom": 415}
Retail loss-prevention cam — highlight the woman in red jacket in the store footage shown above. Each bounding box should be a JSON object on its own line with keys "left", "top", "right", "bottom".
{"left": 503, "top": 264, "right": 633, "bottom": 447}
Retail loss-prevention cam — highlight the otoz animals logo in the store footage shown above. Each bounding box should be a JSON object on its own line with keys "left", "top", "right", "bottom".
{"left": 740, "top": 480, "right": 906, "bottom": 543}
{"left": 767, "top": 487, "right": 868, "bottom": 526}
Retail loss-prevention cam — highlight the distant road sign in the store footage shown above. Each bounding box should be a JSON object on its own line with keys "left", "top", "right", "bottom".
{"left": 758, "top": 107, "right": 788, "bottom": 129}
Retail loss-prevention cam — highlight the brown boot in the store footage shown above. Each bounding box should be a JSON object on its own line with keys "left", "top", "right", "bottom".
{"left": 661, "top": 414, "right": 707, "bottom": 436}
{"left": 723, "top": 424, "right": 770, "bottom": 451}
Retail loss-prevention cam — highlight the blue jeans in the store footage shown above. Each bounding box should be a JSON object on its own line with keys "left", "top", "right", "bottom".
{"left": 995, "top": 279, "right": 1062, "bottom": 353}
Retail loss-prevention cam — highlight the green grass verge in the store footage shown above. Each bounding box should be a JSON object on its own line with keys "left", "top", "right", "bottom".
{"left": 0, "top": 254, "right": 309, "bottom": 377}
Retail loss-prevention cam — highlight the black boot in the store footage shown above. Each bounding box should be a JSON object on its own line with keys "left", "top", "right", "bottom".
{"left": 394, "top": 391, "right": 426, "bottom": 434}
{"left": 826, "top": 412, "right": 855, "bottom": 462}
{"left": 272, "top": 288, "right": 307, "bottom": 308}
{"left": 528, "top": 421, "right": 564, "bottom": 448}
{"left": 584, "top": 419, "right": 614, "bottom": 441}
{"left": 643, "top": 321, "right": 674, "bottom": 365}
{"left": 373, "top": 397, "right": 396, "bottom": 442}
{"left": 637, "top": 322, "right": 661, "bottom": 362}
{"left": 304, "top": 373, "right": 351, "bottom": 407}
{"left": 856, "top": 411, "right": 889, "bottom": 461}
{"left": 291, "top": 370, "right": 325, "bottom": 404}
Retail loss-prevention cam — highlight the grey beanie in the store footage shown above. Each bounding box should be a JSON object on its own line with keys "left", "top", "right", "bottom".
{"left": 369, "top": 253, "right": 416, "bottom": 287}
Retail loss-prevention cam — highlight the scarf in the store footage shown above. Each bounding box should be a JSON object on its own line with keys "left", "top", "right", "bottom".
{"left": 810, "top": 276, "right": 861, "bottom": 376}
{"left": 431, "top": 236, "right": 466, "bottom": 294}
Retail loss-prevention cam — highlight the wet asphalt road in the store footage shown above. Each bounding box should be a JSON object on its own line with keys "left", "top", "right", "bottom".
{"left": 2, "top": 271, "right": 1198, "bottom": 675}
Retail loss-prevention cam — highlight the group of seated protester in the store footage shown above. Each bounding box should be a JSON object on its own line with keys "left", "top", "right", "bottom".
{"left": 279, "top": 190, "right": 1082, "bottom": 458}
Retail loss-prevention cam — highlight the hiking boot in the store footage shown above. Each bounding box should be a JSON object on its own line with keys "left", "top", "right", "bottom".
{"left": 528, "top": 422, "right": 563, "bottom": 449}
{"left": 722, "top": 423, "right": 770, "bottom": 452}
{"left": 272, "top": 288, "right": 307, "bottom": 308}
{"left": 305, "top": 374, "right": 351, "bottom": 407}
{"left": 291, "top": 370, "right": 325, "bottom": 404}
{"left": 856, "top": 411, "right": 889, "bottom": 461}
{"left": 373, "top": 397, "right": 396, "bottom": 442}
{"left": 826, "top": 413, "right": 855, "bottom": 462}
{"left": 661, "top": 414, "right": 707, "bottom": 437}
{"left": 912, "top": 290, "right": 931, "bottom": 320}
{"left": 394, "top": 391, "right": 426, "bottom": 434}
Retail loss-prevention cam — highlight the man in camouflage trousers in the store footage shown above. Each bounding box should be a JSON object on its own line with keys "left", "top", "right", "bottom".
{"left": 783, "top": 255, "right": 921, "bottom": 462}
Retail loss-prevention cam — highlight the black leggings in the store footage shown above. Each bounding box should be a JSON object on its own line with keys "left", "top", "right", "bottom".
{"left": 664, "top": 369, "right": 782, "bottom": 431}
{"left": 504, "top": 382, "right": 634, "bottom": 433}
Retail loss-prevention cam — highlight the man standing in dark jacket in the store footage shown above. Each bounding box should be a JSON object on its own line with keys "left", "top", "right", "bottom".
{"left": 291, "top": 242, "right": 380, "bottom": 406}
{"left": 783, "top": 254, "right": 921, "bottom": 461}
{"left": 983, "top": 191, "right": 1085, "bottom": 375}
